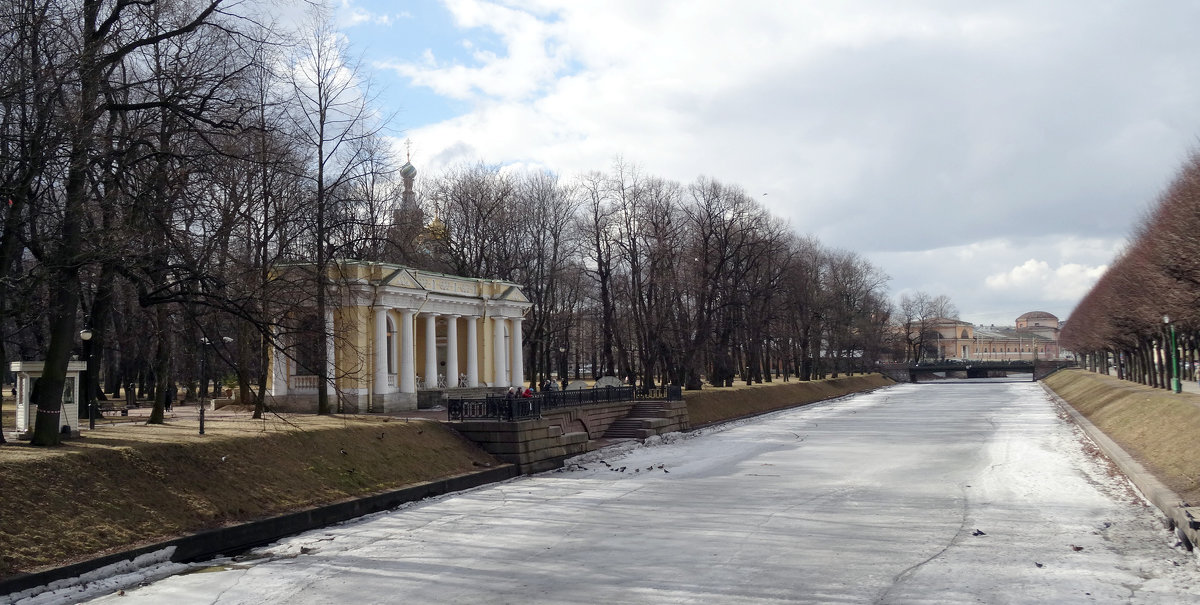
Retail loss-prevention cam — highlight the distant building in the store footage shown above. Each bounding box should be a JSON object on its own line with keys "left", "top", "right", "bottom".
{"left": 925, "top": 311, "right": 1062, "bottom": 361}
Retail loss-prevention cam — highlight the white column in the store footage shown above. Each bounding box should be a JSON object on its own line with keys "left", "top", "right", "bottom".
{"left": 270, "top": 328, "right": 288, "bottom": 396}
{"left": 399, "top": 309, "right": 415, "bottom": 393}
{"left": 510, "top": 317, "right": 524, "bottom": 388}
{"left": 493, "top": 317, "right": 507, "bottom": 387}
{"left": 445, "top": 315, "right": 460, "bottom": 388}
{"left": 466, "top": 316, "right": 479, "bottom": 387}
{"left": 373, "top": 306, "right": 389, "bottom": 397}
{"left": 424, "top": 312, "right": 438, "bottom": 389}
{"left": 324, "top": 310, "right": 336, "bottom": 392}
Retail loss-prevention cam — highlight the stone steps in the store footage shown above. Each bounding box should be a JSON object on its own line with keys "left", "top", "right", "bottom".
{"left": 604, "top": 418, "right": 646, "bottom": 439}
{"left": 602, "top": 399, "right": 688, "bottom": 439}
{"left": 628, "top": 402, "right": 667, "bottom": 417}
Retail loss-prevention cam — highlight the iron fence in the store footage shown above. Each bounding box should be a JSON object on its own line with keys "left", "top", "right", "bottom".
{"left": 447, "top": 384, "right": 681, "bottom": 422}
{"left": 447, "top": 397, "right": 541, "bottom": 422}
{"left": 636, "top": 385, "right": 682, "bottom": 401}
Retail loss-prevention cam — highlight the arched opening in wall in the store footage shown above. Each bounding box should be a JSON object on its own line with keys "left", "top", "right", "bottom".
{"left": 961, "top": 329, "right": 969, "bottom": 338}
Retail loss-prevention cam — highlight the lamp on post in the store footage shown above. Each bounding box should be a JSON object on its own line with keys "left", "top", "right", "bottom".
{"left": 558, "top": 345, "right": 568, "bottom": 391}
{"left": 1164, "top": 315, "right": 1181, "bottom": 393}
{"left": 80, "top": 325, "right": 95, "bottom": 429}
{"left": 200, "top": 337, "right": 211, "bottom": 399}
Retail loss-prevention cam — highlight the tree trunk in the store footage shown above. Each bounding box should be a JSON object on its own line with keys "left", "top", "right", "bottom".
{"left": 147, "top": 305, "right": 172, "bottom": 424}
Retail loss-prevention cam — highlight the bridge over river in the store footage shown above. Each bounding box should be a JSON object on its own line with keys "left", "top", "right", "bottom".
{"left": 43, "top": 380, "right": 1200, "bottom": 604}
{"left": 880, "top": 360, "right": 1074, "bottom": 383}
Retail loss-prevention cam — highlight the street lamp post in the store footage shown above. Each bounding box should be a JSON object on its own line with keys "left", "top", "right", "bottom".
{"left": 558, "top": 345, "right": 568, "bottom": 391}
{"left": 80, "top": 325, "right": 94, "bottom": 429}
{"left": 200, "top": 337, "right": 211, "bottom": 400}
{"left": 1164, "top": 315, "right": 1181, "bottom": 393}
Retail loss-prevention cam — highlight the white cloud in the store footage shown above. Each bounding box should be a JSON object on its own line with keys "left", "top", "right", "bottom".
{"left": 876, "top": 236, "right": 1117, "bottom": 325}
{"left": 380, "top": 0, "right": 567, "bottom": 102}
{"left": 354, "top": 0, "right": 1200, "bottom": 323}
{"left": 336, "top": 1, "right": 409, "bottom": 28}
{"left": 985, "top": 259, "right": 1108, "bottom": 302}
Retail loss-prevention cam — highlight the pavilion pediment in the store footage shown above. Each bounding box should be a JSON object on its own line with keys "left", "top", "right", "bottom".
{"left": 495, "top": 285, "right": 530, "bottom": 303}
{"left": 382, "top": 269, "right": 420, "bottom": 290}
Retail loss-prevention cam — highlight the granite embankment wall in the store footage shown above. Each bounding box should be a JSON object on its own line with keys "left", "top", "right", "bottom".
{"left": 684, "top": 374, "right": 894, "bottom": 427}
{"left": 1042, "top": 369, "right": 1200, "bottom": 549}
{"left": 453, "top": 400, "right": 690, "bottom": 473}
{"left": 452, "top": 375, "right": 893, "bottom": 473}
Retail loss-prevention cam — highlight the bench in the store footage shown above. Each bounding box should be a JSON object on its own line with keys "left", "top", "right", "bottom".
{"left": 97, "top": 403, "right": 129, "bottom": 416}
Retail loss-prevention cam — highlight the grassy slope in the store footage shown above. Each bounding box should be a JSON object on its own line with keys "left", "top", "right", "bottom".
{"left": 0, "top": 416, "right": 500, "bottom": 579}
{"left": 1043, "top": 369, "right": 1200, "bottom": 505}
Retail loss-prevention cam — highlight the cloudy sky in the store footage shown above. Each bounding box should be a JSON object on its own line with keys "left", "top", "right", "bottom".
{"left": 321, "top": 0, "right": 1200, "bottom": 326}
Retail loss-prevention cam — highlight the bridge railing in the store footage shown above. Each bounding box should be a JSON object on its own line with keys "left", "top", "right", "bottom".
{"left": 879, "top": 359, "right": 1078, "bottom": 383}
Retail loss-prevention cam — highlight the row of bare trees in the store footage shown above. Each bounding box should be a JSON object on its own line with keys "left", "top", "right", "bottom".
{"left": 895, "top": 292, "right": 958, "bottom": 363}
{"left": 1062, "top": 151, "right": 1200, "bottom": 388}
{"left": 0, "top": 0, "right": 416, "bottom": 445}
{"left": 1, "top": 1, "right": 897, "bottom": 448}
{"left": 418, "top": 160, "right": 895, "bottom": 391}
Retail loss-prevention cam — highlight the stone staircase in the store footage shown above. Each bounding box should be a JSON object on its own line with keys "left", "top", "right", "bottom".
{"left": 603, "top": 402, "right": 671, "bottom": 439}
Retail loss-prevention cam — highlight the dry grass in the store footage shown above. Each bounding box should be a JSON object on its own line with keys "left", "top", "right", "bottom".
{"left": 685, "top": 374, "right": 894, "bottom": 426}
{"left": 1044, "top": 369, "right": 1200, "bottom": 505}
{"left": 0, "top": 410, "right": 500, "bottom": 579}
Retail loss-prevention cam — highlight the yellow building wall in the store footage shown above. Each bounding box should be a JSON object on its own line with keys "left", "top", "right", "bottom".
{"left": 334, "top": 306, "right": 372, "bottom": 391}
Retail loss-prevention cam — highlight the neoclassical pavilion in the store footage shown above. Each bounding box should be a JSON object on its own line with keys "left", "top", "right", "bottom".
{"left": 268, "top": 261, "right": 531, "bottom": 413}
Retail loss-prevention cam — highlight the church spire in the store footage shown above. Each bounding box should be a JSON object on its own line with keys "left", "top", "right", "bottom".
{"left": 399, "top": 139, "right": 416, "bottom": 208}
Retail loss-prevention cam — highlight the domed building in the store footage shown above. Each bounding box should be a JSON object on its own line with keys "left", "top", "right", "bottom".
{"left": 1016, "top": 311, "right": 1058, "bottom": 329}
{"left": 1015, "top": 311, "right": 1061, "bottom": 341}
{"left": 921, "top": 311, "right": 1063, "bottom": 361}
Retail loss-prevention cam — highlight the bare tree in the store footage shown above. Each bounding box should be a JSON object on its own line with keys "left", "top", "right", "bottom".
{"left": 281, "top": 5, "right": 391, "bottom": 414}
{"left": 23, "top": 0, "right": 232, "bottom": 445}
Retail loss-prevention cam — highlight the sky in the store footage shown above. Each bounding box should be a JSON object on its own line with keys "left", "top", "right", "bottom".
{"left": 316, "top": 0, "right": 1200, "bottom": 326}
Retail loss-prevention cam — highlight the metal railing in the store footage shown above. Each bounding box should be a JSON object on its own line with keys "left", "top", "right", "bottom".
{"left": 636, "top": 385, "right": 682, "bottom": 401}
{"left": 447, "top": 384, "right": 681, "bottom": 421}
{"left": 447, "top": 397, "right": 542, "bottom": 422}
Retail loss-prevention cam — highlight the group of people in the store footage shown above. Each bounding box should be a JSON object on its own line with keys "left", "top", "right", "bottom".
{"left": 504, "top": 379, "right": 566, "bottom": 399}
{"left": 505, "top": 386, "right": 534, "bottom": 398}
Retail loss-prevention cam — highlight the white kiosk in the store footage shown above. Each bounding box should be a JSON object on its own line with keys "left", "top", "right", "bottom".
{"left": 10, "top": 361, "right": 86, "bottom": 437}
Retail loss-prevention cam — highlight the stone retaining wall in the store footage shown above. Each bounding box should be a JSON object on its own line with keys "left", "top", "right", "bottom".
{"left": 452, "top": 400, "right": 690, "bottom": 473}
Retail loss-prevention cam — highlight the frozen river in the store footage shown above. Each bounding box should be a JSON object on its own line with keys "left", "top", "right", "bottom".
{"left": 25, "top": 380, "right": 1200, "bottom": 604}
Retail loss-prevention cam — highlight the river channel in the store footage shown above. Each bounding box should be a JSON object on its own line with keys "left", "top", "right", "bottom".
{"left": 47, "top": 380, "right": 1200, "bottom": 604}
